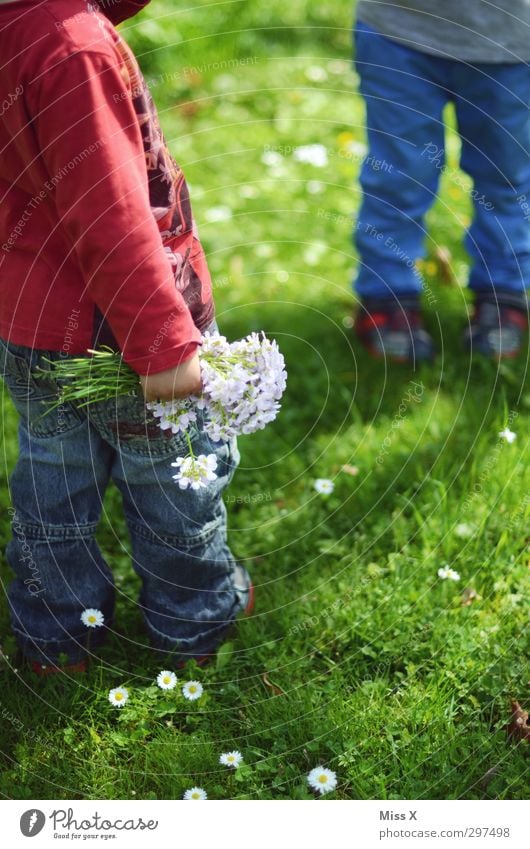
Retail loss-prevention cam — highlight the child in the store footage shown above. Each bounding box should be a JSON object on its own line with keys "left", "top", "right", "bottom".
{"left": 0, "top": 0, "right": 252, "bottom": 674}
{"left": 352, "top": 1, "right": 530, "bottom": 363}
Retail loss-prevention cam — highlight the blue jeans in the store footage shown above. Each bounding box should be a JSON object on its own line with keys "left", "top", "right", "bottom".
{"left": 354, "top": 20, "right": 530, "bottom": 299}
{"left": 0, "top": 337, "right": 244, "bottom": 665}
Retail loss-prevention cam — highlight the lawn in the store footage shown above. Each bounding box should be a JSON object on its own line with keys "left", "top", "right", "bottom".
{"left": 0, "top": 0, "right": 528, "bottom": 800}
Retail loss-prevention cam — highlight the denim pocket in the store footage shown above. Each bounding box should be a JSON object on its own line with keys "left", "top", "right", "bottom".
{"left": 0, "top": 339, "right": 86, "bottom": 437}
{"left": 86, "top": 391, "right": 197, "bottom": 458}
{"left": 0, "top": 339, "right": 53, "bottom": 400}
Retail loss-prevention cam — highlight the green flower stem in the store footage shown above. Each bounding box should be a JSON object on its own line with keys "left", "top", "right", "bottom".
{"left": 185, "top": 431, "right": 195, "bottom": 459}
{"left": 41, "top": 345, "right": 253, "bottom": 411}
{"left": 41, "top": 349, "right": 141, "bottom": 409}
{"left": 86, "top": 630, "right": 92, "bottom": 665}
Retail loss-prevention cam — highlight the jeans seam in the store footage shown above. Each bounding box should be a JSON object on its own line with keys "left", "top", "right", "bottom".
{"left": 10, "top": 519, "right": 99, "bottom": 541}
{"left": 143, "top": 611, "right": 235, "bottom": 652}
{"left": 127, "top": 514, "right": 223, "bottom": 549}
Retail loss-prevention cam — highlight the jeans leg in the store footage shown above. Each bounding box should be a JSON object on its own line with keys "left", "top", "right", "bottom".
{"left": 453, "top": 61, "right": 530, "bottom": 294}
{"left": 0, "top": 341, "right": 115, "bottom": 664}
{"left": 85, "top": 391, "right": 243, "bottom": 661}
{"left": 353, "top": 21, "right": 449, "bottom": 299}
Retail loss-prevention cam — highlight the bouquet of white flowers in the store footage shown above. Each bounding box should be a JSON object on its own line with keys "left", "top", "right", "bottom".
{"left": 46, "top": 331, "right": 287, "bottom": 489}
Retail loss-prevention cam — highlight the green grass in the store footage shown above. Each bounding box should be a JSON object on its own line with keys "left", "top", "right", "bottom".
{"left": 0, "top": 0, "right": 529, "bottom": 800}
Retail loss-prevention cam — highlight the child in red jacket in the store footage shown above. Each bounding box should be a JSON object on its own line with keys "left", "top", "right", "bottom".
{"left": 0, "top": 0, "right": 252, "bottom": 673}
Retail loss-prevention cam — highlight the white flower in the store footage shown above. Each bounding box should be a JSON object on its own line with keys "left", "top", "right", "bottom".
{"left": 108, "top": 686, "right": 129, "bottom": 707}
{"left": 307, "top": 766, "right": 337, "bottom": 795}
{"left": 347, "top": 140, "right": 367, "bottom": 158}
{"left": 148, "top": 332, "right": 288, "bottom": 492}
{"left": 183, "top": 787, "right": 207, "bottom": 800}
{"left": 147, "top": 399, "right": 197, "bottom": 435}
{"left": 314, "top": 478, "right": 334, "bottom": 495}
{"left": 498, "top": 428, "right": 516, "bottom": 444}
{"left": 156, "top": 670, "right": 177, "bottom": 690}
{"left": 293, "top": 144, "right": 328, "bottom": 168}
{"left": 150, "top": 333, "right": 287, "bottom": 462}
{"left": 305, "top": 65, "right": 328, "bottom": 83}
{"left": 81, "top": 608, "right": 104, "bottom": 628}
{"left": 454, "top": 523, "right": 474, "bottom": 539}
{"left": 438, "top": 566, "right": 461, "bottom": 582}
{"left": 182, "top": 680, "right": 203, "bottom": 701}
{"left": 219, "top": 750, "right": 243, "bottom": 768}
{"left": 171, "top": 454, "right": 218, "bottom": 490}
{"left": 199, "top": 332, "right": 287, "bottom": 443}
{"left": 261, "top": 150, "right": 283, "bottom": 168}
{"left": 303, "top": 242, "right": 327, "bottom": 266}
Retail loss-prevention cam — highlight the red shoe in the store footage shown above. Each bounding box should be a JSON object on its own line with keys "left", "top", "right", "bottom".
{"left": 31, "top": 660, "right": 87, "bottom": 676}
{"left": 355, "top": 296, "right": 435, "bottom": 363}
{"left": 463, "top": 291, "right": 528, "bottom": 359}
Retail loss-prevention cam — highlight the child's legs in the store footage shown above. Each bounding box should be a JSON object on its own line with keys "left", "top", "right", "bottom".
{"left": 454, "top": 62, "right": 530, "bottom": 294}
{"left": 88, "top": 396, "right": 243, "bottom": 662}
{"left": 1, "top": 341, "right": 115, "bottom": 664}
{"left": 354, "top": 21, "right": 449, "bottom": 299}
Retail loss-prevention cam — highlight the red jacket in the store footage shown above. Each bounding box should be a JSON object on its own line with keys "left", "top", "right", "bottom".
{"left": 0, "top": 0, "right": 213, "bottom": 374}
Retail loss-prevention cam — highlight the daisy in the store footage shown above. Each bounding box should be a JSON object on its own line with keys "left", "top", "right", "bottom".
{"left": 307, "top": 766, "right": 337, "bottom": 795}
{"left": 182, "top": 681, "right": 203, "bottom": 701}
{"left": 438, "top": 566, "right": 461, "bottom": 582}
{"left": 157, "top": 670, "right": 177, "bottom": 690}
{"left": 183, "top": 787, "right": 207, "bottom": 800}
{"left": 81, "top": 608, "right": 104, "bottom": 628}
{"left": 108, "top": 686, "right": 129, "bottom": 708}
{"left": 219, "top": 750, "right": 243, "bottom": 768}
{"left": 498, "top": 428, "right": 516, "bottom": 444}
{"left": 314, "top": 478, "right": 334, "bottom": 495}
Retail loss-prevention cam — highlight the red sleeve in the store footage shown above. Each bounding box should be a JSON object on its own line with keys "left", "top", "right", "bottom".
{"left": 28, "top": 50, "right": 201, "bottom": 376}
{"left": 95, "top": 1, "right": 152, "bottom": 25}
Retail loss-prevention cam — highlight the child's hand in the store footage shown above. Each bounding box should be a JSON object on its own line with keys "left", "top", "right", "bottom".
{"left": 139, "top": 351, "right": 202, "bottom": 401}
